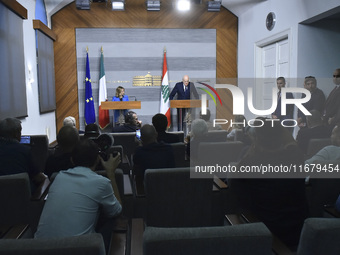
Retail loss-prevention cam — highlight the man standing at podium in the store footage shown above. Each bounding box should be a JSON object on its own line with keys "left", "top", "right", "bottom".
{"left": 170, "top": 75, "right": 199, "bottom": 131}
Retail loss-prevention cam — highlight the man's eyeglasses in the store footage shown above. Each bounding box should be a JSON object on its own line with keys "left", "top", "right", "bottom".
{"left": 333, "top": 75, "right": 340, "bottom": 78}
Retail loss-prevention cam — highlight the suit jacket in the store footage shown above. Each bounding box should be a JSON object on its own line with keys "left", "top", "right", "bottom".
{"left": 272, "top": 91, "right": 294, "bottom": 120}
{"left": 169, "top": 82, "right": 199, "bottom": 100}
{"left": 297, "top": 88, "right": 325, "bottom": 122}
{"left": 112, "top": 95, "right": 129, "bottom": 123}
{"left": 324, "top": 86, "right": 340, "bottom": 125}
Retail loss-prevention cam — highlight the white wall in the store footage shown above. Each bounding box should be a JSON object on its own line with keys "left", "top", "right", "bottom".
{"left": 236, "top": 0, "right": 340, "bottom": 119}
{"left": 17, "top": 0, "right": 57, "bottom": 142}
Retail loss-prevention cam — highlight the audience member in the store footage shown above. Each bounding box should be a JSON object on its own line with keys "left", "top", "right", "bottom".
{"left": 296, "top": 110, "right": 331, "bottom": 154}
{"left": 35, "top": 139, "right": 122, "bottom": 252}
{"left": 323, "top": 68, "right": 340, "bottom": 128}
{"left": 112, "top": 111, "right": 142, "bottom": 132}
{"left": 0, "top": 118, "right": 46, "bottom": 189}
{"left": 84, "top": 123, "right": 100, "bottom": 139}
{"left": 199, "top": 109, "right": 222, "bottom": 131}
{"left": 186, "top": 119, "right": 209, "bottom": 161}
{"left": 45, "top": 126, "right": 79, "bottom": 178}
{"left": 152, "top": 113, "right": 180, "bottom": 143}
{"left": 297, "top": 76, "right": 325, "bottom": 127}
{"left": 227, "top": 115, "right": 246, "bottom": 141}
{"left": 63, "top": 116, "right": 84, "bottom": 134}
{"left": 305, "top": 124, "right": 340, "bottom": 164}
{"left": 112, "top": 86, "right": 129, "bottom": 126}
{"left": 133, "top": 124, "right": 175, "bottom": 181}
{"left": 229, "top": 118, "right": 308, "bottom": 250}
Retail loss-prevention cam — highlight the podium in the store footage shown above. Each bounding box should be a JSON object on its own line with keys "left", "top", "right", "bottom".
{"left": 170, "top": 100, "right": 204, "bottom": 132}
{"left": 101, "top": 101, "right": 141, "bottom": 125}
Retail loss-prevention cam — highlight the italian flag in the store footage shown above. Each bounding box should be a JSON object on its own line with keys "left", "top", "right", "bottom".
{"left": 160, "top": 50, "right": 171, "bottom": 128}
{"left": 98, "top": 49, "right": 110, "bottom": 129}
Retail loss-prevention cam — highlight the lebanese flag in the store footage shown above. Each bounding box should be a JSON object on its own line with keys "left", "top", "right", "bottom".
{"left": 98, "top": 49, "right": 110, "bottom": 129}
{"left": 160, "top": 50, "right": 171, "bottom": 128}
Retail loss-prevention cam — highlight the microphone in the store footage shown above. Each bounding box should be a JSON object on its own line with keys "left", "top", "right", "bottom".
{"left": 129, "top": 96, "right": 137, "bottom": 101}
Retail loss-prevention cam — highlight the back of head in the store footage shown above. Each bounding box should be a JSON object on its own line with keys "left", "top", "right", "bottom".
{"left": 71, "top": 139, "right": 99, "bottom": 168}
{"left": 125, "top": 111, "right": 137, "bottom": 125}
{"left": 0, "top": 118, "right": 22, "bottom": 141}
{"left": 152, "top": 113, "right": 168, "bottom": 132}
{"left": 57, "top": 126, "right": 80, "bottom": 151}
{"left": 63, "top": 116, "right": 76, "bottom": 128}
{"left": 141, "top": 124, "right": 158, "bottom": 145}
{"left": 191, "top": 119, "right": 208, "bottom": 137}
{"left": 84, "top": 123, "right": 100, "bottom": 138}
{"left": 199, "top": 109, "right": 211, "bottom": 122}
{"left": 306, "top": 110, "right": 322, "bottom": 127}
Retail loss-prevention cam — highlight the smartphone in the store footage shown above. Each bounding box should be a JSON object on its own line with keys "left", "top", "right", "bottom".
{"left": 20, "top": 136, "right": 31, "bottom": 144}
{"left": 136, "top": 129, "right": 141, "bottom": 140}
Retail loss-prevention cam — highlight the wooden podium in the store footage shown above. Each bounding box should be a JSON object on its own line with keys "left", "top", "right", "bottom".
{"left": 101, "top": 101, "right": 141, "bottom": 110}
{"left": 101, "top": 101, "right": 141, "bottom": 125}
{"left": 170, "top": 100, "right": 204, "bottom": 131}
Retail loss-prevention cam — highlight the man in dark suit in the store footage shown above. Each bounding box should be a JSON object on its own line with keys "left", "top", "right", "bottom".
{"left": 297, "top": 76, "right": 325, "bottom": 128}
{"left": 271, "top": 77, "right": 294, "bottom": 133}
{"left": 323, "top": 68, "right": 340, "bottom": 128}
{"left": 169, "top": 75, "right": 199, "bottom": 131}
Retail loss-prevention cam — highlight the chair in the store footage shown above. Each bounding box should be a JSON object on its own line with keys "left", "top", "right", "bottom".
{"left": 197, "top": 141, "right": 244, "bottom": 177}
{"left": 297, "top": 218, "right": 340, "bottom": 255}
{"left": 305, "top": 138, "right": 331, "bottom": 159}
{"left": 169, "top": 142, "right": 188, "bottom": 167}
{"left": 205, "top": 130, "right": 228, "bottom": 142}
{"left": 0, "top": 233, "right": 105, "bottom": 255}
{"left": 167, "top": 131, "right": 184, "bottom": 142}
{"left": 110, "top": 132, "right": 139, "bottom": 165}
{"left": 0, "top": 173, "right": 45, "bottom": 235}
{"left": 143, "top": 223, "right": 272, "bottom": 255}
{"left": 30, "top": 135, "right": 49, "bottom": 173}
{"left": 144, "top": 167, "right": 218, "bottom": 227}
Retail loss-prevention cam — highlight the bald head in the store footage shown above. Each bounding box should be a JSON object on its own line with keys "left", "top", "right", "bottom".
{"left": 141, "top": 124, "right": 158, "bottom": 145}
{"left": 182, "top": 75, "right": 190, "bottom": 87}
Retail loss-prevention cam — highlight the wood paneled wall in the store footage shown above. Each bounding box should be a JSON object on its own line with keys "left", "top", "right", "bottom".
{"left": 52, "top": 1, "right": 237, "bottom": 132}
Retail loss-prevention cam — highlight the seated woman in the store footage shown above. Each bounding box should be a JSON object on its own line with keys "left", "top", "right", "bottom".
{"left": 112, "top": 86, "right": 129, "bottom": 126}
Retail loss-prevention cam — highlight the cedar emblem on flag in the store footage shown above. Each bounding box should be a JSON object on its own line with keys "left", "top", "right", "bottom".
{"left": 98, "top": 47, "right": 110, "bottom": 129}
{"left": 84, "top": 49, "right": 96, "bottom": 125}
{"left": 160, "top": 49, "right": 171, "bottom": 128}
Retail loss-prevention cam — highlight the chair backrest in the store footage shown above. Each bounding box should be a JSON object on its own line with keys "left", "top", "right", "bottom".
{"left": 167, "top": 131, "right": 184, "bottom": 142}
{"left": 30, "top": 135, "right": 49, "bottom": 173}
{"left": 145, "top": 167, "right": 214, "bottom": 227}
{"left": 0, "top": 173, "right": 31, "bottom": 225}
{"left": 110, "top": 132, "right": 138, "bottom": 163}
{"left": 143, "top": 223, "right": 273, "bottom": 255}
{"left": 197, "top": 141, "right": 244, "bottom": 175}
{"left": 205, "top": 130, "right": 228, "bottom": 142}
{"left": 297, "top": 218, "right": 340, "bottom": 255}
{"left": 306, "top": 138, "right": 331, "bottom": 159}
{"left": 169, "top": 142, "right": 188, "bottom": 167}
{"left": 0, "top": 233, "right": 106, "bottom": 255}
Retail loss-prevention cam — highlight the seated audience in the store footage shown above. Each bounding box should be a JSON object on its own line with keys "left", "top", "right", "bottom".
{"left": 229, "top": 118, "right": 308, "bottom": 250}
{"left": 152, "top": 113, "right": 180, "bottom": 143}
{"left": 227, "top": 115, "right": 246, "bottom": 141}
{"left": 84, "top": 123, "right": 100, "bottom": 139}
{"left": 133, "top": 124, "right": 175, "bottom": 181}
{"left": 112, "top": 111, "right": 142, "bottom": 132}
{"left": 0, "top": 118, "right": 46, "bottom": 189}
{"left": 45, "top": 126, "right": 79, "bottom": 178}
{"left": 186, "top": 119, "right": 209, "bottom": 161}
{"left": 199, "top": 109, "right": 222, "bottom": 131}
{"left": 305, "top": 124, "right": 340, "bottom": 164}
{"left": 35, "top": 139, "right": 122, "bottom": 252}
{"left": 63, "top": 116, "right": 84, "bottom": 134}
{"left": 296, "top": 110, "right": 331, "bottom": 154}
